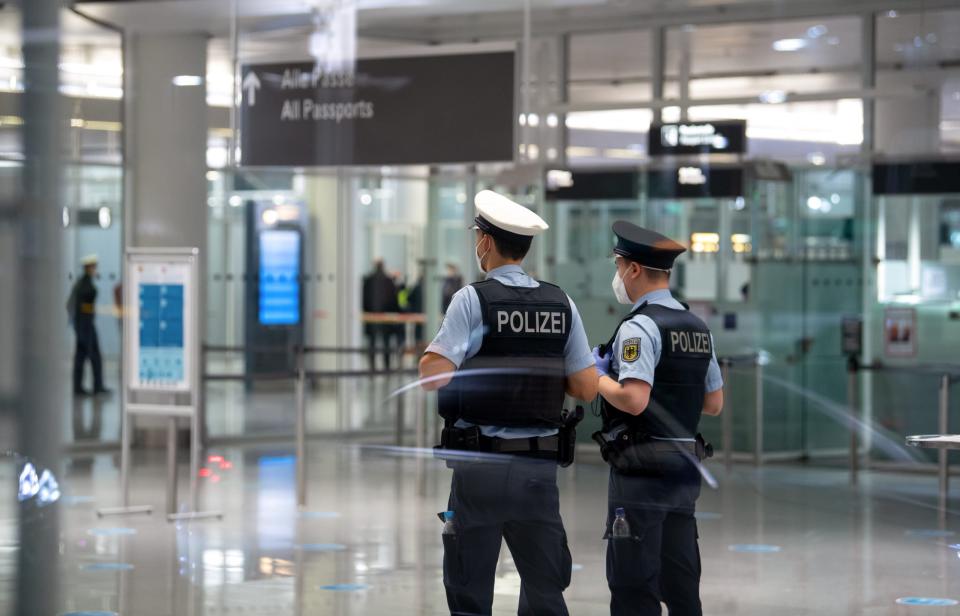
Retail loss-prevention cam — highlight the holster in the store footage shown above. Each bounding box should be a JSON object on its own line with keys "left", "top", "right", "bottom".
{"left": 557, "top": 406, "right": 584, "bottom": 468}
{"left": 591, "top": 425, "right": 662, "bottom": 476}
{"left": 695, "top": 433, "right": 714, "bottom": 461}
{"left": 436, "top": 425, "right": 481, "bottom": 453}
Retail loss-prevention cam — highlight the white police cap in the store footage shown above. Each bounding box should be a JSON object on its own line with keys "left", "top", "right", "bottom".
{"left": 472, "top": 190, "right": 548, "bottom": 241}
{"left": 81, "top": 254, "right": 98, "bottom": 266}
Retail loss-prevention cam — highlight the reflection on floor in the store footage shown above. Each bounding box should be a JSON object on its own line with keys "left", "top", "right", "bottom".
{"left": 6, "top": 439, "right": 959, "bottom": 615}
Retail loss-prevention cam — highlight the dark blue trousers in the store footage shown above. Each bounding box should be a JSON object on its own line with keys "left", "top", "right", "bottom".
{"left": 605, "top": 450, "right": 703, "bottom": 616}
{"left": 443, "top": 454, "right": 571, "bottom": 616}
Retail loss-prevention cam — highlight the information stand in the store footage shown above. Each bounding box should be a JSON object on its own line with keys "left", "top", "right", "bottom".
{"left": 97, "top": 248, "right": 221, "bottom": 522}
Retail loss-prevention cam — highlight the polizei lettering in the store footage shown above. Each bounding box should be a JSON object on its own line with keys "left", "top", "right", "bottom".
{"left": 669, "top": 330, "right": 712, "bottom": 354}
{"left": 496, "top": 310, "right": 567, "bottom": 335}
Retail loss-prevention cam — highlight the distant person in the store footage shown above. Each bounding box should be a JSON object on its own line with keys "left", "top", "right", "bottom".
{"left": 66, "top": 254, "right": 108, "bottom": 396}
{"left": 441, "top": 263, "right": 463, "bottom": 313}
{"left": 362, "top": 259, "right": 400, "bottom": 370}
{"left": 405, "top": 274, "right": 425, "bottom": 346}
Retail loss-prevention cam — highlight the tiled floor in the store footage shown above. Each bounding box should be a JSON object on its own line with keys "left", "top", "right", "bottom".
{"left": 4, "top": 435, "right": 959, "bottom": 615}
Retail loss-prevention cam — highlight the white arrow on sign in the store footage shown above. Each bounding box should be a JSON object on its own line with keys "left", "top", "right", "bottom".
{"left": 242, "top": 71, "right": 261, "bottom": 107}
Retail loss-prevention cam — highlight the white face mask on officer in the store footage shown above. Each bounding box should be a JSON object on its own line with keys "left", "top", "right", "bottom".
{"left": 611, "top": 267, "right": 632, "bottom": 305}
{"left": 475, "top": 234, "right": 490, "bottom": 273}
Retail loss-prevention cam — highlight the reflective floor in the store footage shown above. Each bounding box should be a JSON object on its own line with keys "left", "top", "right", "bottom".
{"left": 4, "top": 436, "right": 960, "bottom": 615}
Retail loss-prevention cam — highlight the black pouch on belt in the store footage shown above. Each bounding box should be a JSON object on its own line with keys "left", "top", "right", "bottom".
{"left": 435, "top": 426, "right": 481, "bottom": 453}
{"left": 695, "top": 433, "right": 714, "bottom": 461}
{"left": 557, "top": 406, "right": 584, "bottom": 467}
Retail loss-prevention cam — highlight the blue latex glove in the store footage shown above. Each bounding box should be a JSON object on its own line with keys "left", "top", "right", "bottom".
{"left": 592, "top": 345, "right": 611, "bottom": 377}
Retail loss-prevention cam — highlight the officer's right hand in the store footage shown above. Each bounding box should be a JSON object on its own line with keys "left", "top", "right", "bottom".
{"left": 592, "top": 346, "right": 611, "bottom": 377}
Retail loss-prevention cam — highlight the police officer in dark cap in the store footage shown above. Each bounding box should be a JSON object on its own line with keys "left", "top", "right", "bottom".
{"left": 592, "top": 220, "right": 724, "bottom": 616}
{"left": 419, "top": 190, "right": 598, "bottom": 616}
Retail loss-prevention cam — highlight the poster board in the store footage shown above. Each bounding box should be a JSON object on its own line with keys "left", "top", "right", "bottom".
{"left": 884, "top": 306, "right": 917, "bottom": 358}
{"left": 124, "top": 248, "right": 199, "bottom": 416}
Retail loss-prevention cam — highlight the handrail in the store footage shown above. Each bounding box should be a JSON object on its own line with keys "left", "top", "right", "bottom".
{"left": 855, "top": 360, "right": 960, "bottom": 380}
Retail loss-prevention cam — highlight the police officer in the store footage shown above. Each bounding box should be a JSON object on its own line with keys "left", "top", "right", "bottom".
{"left": 419, "top": 190, "right": 597, "bottom": 616}
{"left": 67, "top": 254, "right": 109, "bottom": 396}
{"left": 592, "top": 221, "right": 723, "bottom": 616}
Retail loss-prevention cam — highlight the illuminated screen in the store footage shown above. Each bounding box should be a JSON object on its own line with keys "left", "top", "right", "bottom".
{"left": 258, "top": 229, "right": 301, "bottom": 325}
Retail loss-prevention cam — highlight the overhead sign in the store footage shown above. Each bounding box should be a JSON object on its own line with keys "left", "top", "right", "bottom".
{"left": 240, "top": 52, "right": 515, "bottom": 166}
{"left": 873, "top": 161, "right": 960, "bottom": 195}
{"left": 648, "top": 120, "right": 747, "bottom": 156}
{"left": 544, "top": 170, "right": 639, "bottom": 201}
{"left": 647, "top": 166, "right": 744, "bottom": 199}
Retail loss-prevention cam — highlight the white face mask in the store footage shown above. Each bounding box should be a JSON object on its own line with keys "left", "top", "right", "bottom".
{"left": 475, "top": 236, "right": 490, "bottom": 273}
{"left": 611, "top": 269, "right": 632, "bottom": 305}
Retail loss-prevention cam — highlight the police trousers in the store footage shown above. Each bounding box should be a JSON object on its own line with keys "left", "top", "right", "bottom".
{"left": 73, "top": 322, "right": 104, "bottom": 392}
{"left": 443, "top": 453, "right": 572, "bottom": 616}
{"left": 605, "top": 450, "right": 702, "bottom": 616}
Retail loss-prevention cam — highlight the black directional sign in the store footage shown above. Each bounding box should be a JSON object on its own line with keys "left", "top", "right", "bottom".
{"left": 239, "top": 52, "right": 516, "bottom": 167}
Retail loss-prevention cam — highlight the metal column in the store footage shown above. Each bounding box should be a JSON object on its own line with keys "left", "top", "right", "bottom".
{"left": 754, "top": 362, "right": 764, "bottom": 466}
{"left": 938, "top": 374, "right": 950, "bottom": 524}
{"left": 721, "top": 360, "right": 733, "bottom": 471}
{"left": 17, "top": 1, "right": 63, "bottom": 613}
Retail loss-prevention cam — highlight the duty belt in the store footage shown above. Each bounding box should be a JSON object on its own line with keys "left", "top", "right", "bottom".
{"left": 481, "top": 434, "right": 560, "bottom": 454}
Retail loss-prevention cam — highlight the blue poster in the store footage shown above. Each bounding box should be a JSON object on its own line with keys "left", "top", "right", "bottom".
{"left": 138, "top": 283, "right": 185, "bottom": 385}
{"left": 259, "top": 229, "right": 301, "bottom": 325}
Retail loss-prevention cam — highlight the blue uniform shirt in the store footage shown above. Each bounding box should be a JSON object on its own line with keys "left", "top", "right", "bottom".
{"left": 609, "top": 289, "right": 723, "bottom": 440}
{"left": 426, "top": 264, "right": 595, "bottom": 439}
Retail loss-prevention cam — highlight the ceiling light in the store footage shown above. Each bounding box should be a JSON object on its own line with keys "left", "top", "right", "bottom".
{"left": 527, "top": 113, "right": 540, "bottom": 127}
{"left": 807, "top": 196, "right": 823, "bottom": 210}
{"left": 807, "top": 25, "right": 828, "bottom": 39}
{"left": 887, "top": 10, "right": 898, "bottom": 18}
{"left": 261, "top": 209, "right": 279, "bottom": 226}
{"left": 62, "top": 207, "right": 70, "bottom": 228}
{"left": 98, "top": 206, "right": 112, "bottom": 229}
{"left": 830, "top": 193, "right": 840, "bottom": 204}
{"left": 773, "top": 38, "right": 807, "bottom": 52}
{"left": 206, "top": 170, "right": 221, "bottom": 182}
{"left": 228, "top": 195, "right": 243, "bottom": 207}
{"left": 759, "top": 90, "right": 787, "bottom": 104}
{"left": 359, "top": 192, "right": 373, "bottom": 206}
{"left": 172, "top": 75, "right": 203, "bottom": 87}
{"left": 546, "top": 113, "right": 559, "bottom": 128}
{"left": 926, "top": 33, "right": 938, "bottom": 44}
{"left": 807, "top": 152, "right": 826, "bottom": 166}
{"left": 518, "top": 114, "right": 526, "bottom": 127}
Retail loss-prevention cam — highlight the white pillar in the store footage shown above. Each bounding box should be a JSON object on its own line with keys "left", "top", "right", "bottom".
{"left": 124, "top": 32, "right": 208, "bottom": 251}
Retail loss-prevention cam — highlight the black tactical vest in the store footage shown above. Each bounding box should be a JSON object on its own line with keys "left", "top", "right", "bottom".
{"left": 600, "top": 301, "right": 712, "bottom": 439}
{"left": 438, "top": 279, "right": 572, "bottom": 428}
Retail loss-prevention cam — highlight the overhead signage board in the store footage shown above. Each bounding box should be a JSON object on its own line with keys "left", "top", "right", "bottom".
{"left": 873, "top": 162, "right": 960, "bottom": 195}
{"left": 544, "top": 170, "right": 639, "bottom": 201}
{"left": 240, "top": 52, "right": 515, "bottom": 166}
{"left": 647, "top": 166, "right": 744, "bottom": 199}
{"left": 648, "top": 120, "right": 747, "bottom": 156}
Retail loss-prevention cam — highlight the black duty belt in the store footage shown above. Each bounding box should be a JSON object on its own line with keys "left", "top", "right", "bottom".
{"left": 650, "top": 440, "right": 698, "bottom": 454}
{"left": 480, "top": 434, "right": 560, "bottom": 454}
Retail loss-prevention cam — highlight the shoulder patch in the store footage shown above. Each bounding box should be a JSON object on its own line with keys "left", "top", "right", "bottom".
{"left": 621, "top": 337, "right": 641, "bottom": 363}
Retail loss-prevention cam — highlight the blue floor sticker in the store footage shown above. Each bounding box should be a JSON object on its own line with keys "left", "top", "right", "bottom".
{"left": 728, "top": 544, "right": 782, "bottom": 553}
{"left": 87, "top": 528, "right": 137, "bottom": 537}
{"left": 61, "top": 612, "right": 119, "bottom": 616}
{"left": 571, "top": 563, "right": 584, "bottom": 572}
{"left": 896, "top": 597, "right": 959, "bottom": 606}
{"left": 320, "top": 583, "right": 370, "bottom": 591}
{"left": 299, "top": 511, "right": 342, "bottom": 519}
{"left": 905, "top": 529, "right": 956, "bottom": 539}
{"left": 297, "top": 543, "right": 346, "bottom": 552}
{"left": 80, "top": 563, "right": 134, "bottom": 571}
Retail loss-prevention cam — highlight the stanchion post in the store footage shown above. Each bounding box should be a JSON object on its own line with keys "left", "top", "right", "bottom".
{"left": 166, "top": 417, "right": 178, "bottom": 516}
{"left": 296, "top": 346, "right": 307, "bottom": 509}
{"left": 938, "top": 374, "right": 949, "bottom": 524}
{"left": 848, "top": 356, "right": 859, "bottom": 486}
{"left": 721, "top": 359, "right": 732, "bottom": 472}
{"left": 754, "top": 357, "right": 764, "bottom": 466}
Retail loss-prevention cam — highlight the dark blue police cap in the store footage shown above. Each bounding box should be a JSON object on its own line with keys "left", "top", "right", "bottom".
{"left": 612, "top": 220, "right": 686, "bottom": 271}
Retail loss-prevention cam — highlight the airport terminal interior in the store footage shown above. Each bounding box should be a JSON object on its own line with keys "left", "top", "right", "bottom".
{"left": 2, "top": 0, "right": 960, "bottom": 614}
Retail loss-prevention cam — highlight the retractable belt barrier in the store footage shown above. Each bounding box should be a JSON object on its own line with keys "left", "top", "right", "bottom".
{"left": 717, "top": 353, "right": 764, "bottom": 471}
{"left": 203, "top": 343, "right": 425, "bottom": 509}
{"left": 851, "top": 360, "right": 960, "bottom": 521}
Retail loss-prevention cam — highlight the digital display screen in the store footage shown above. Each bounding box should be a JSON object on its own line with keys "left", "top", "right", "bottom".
{"left": 138, "top": 283, "right": 185, "bottom": 386}
{"left": 258, "top": 229, "right": 301, "bottom": 325}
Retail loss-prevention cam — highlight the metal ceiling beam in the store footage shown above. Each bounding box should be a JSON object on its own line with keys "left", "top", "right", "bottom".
{"left": 357, "top": 0, "right": 960, "bottom": 45}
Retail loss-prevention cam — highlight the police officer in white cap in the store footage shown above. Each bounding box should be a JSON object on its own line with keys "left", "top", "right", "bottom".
{"left": 592, "top": 221, "right": 724, "bottom": 616}
{"left": 67, "top": 254, "right": 109, "bottom": 395}
{"left": 419, "top": 190, "right": 598, "bottom": 616}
